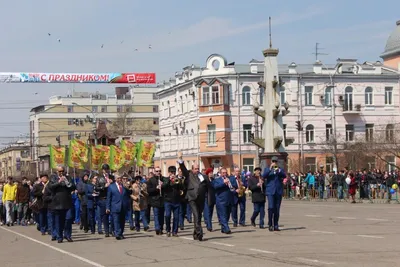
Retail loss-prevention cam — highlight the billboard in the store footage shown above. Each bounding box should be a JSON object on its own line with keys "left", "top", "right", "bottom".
{"left": 0, "top": 72, "right": 156, "bottom": 84}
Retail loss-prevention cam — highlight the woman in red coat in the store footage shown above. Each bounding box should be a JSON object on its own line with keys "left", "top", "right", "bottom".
{"left": 348, "top": 172, "right": 357, "bottom": 203}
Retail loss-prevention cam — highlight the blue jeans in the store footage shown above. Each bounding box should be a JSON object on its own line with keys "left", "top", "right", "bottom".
{"left": 164, "top": 202, "right": 179, "bottom": 234}
{"left": 39, "top": 208, "right": 48, "bottom": 234}
{"left": 251, "top": 202, "right": 265, "bottom": 227}
{"left": 126, "top": 209, "right": 134, "bottom": 228}
{"left": 140, "top": 210, "right": 148, "bottom": 228}
{"left": 153, "top": 207, "right": 164, "bottom": 232}
{"left": 47, "top": 210, "right": 56, "bottom": 238}
{"left": 88, "top": 207, "right": 96, "bottom": 233}
{"left": 338, "top": 186, "right": 344, "bottom": 199}
{"left": 134, "top": 210, "right": 149, "bottom": 230}
{"left": 54, "top": 209, "right": 67, "bottom": 241}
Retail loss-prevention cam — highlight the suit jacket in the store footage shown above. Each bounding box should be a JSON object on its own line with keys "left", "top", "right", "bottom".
{"left": 248, "top": 176, "right": 266, "bottom": 203}
{"left": 48, "top": 179, "right": 75, "bottom": 210}
{"left": 147, "top": 175, "right": 164, "bottom": 208}
{"left": 178, "top": 161, "right": 210, "bottom": 202}
{"left": 85, "top": 183, "right": 96, "bottom": 209}
{"left": 231, "top": 175, "right": 247, "bottom": 204}
{"left": 262, "top": 167, "right": 286, "bottom": 196}
{"left": 106, "top": 182, "right": 131, "bottom": 213}
{"left": 212, "top": 176, "right": 237, "bottom": 207}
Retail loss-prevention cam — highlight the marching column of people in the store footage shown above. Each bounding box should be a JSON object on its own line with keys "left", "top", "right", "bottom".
{"left": 1, "top": 154, "right": 287, "bottom": 243}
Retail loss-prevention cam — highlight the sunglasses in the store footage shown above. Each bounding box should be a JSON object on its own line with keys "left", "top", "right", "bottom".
{"left": 155, "top": 170, "right": 161, "bottom": 172}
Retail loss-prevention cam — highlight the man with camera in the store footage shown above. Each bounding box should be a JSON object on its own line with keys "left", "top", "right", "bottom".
{"left": 162, "top": 166, "right": 184, "bottom": 237}
{"left": 262, "top": 156, "right": 286, "bottom": 232}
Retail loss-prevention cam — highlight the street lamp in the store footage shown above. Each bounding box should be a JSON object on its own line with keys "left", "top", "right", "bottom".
{"left": 71, "top": 102, "right": 98, "bottom": 146}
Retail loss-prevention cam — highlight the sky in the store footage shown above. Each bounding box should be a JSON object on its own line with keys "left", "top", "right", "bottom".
{"left": 0, "top": 0, "right": 399, "bottom": 146}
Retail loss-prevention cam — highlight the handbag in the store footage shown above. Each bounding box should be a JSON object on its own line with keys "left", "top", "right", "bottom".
{"left": 29, "top": 198, "right": 43, "bottom": 213}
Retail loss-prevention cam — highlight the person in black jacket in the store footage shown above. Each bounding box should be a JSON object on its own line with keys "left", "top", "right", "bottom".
{"left": 77, "top": 173, "right": 89, "bottom": 232}
{"left": 32, "top": 174, "right": 50, "bottom": 235}
{"left": 248, "top": 167, "right": 266, "bottom": 228}
{"left": 147, "top": 167, "right": 165, "bottom": 235}
{"left": 162, "top": 166, "right": 184, "bottom": 237}
{"left": 48, "top": 166, "right": 75, "bottom": 243}
{"left": 203, "top": 168, "right": 216, "bottom": 232}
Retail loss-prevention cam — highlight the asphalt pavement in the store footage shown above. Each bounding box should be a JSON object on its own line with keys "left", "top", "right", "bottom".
{"left": 1, "top": 200, "right": 400, "bottom": 267}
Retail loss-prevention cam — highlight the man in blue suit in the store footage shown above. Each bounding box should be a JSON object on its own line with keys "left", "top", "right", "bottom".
{"left": 231, "top": 167, "right": 247, "bottom": 227}
{"left": 212, "top": 168, "right": 237, "bottom": 234}
{"left": 262, "top": 156, "right": 286, "bottom": 232}
{"left": 106, "top": 174, "right": 131, "bottom": 240}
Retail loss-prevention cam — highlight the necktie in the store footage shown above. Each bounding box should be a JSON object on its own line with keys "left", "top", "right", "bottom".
{"left": 118, "top": 184, "right": 122, "bottom": 194}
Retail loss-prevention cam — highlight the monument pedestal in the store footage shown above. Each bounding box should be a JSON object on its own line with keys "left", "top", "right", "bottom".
{"left": 259, "top": 152, "right": 288, "bottom": 170}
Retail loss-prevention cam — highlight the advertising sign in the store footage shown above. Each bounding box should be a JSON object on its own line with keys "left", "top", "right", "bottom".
{"left": 0, "top": 72, "right": 156, "bottom": 84}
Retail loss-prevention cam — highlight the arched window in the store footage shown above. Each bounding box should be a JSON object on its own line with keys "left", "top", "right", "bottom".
{"left": 306, "top": 124, "right": 314, "bottom": 143}
{"left": 365, "top": 87, "right": 373, "bottom": 105}
{"left": 344, "top": 86, "right": 353, "bottom": 111}
{"left": 242, "top": 86, "right": 251, "bottom": 105}
{"left": 386, "top": 124, "right": 394, "bottom": 142}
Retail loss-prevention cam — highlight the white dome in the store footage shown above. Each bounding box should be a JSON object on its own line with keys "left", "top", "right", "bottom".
{"left": 381, "top": 20, "right": 400, "bottom": 59}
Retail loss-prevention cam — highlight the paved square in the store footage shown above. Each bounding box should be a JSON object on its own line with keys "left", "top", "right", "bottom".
{"left": 1, "top": 200, "right": 400, "bottom": 267}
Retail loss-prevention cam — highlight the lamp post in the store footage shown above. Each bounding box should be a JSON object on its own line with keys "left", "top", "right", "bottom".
{"left": 71, "top": 102, "right": 98, "bottom": 146}
{"left": 253, "top": 101, "right": 261, "bottom": 167}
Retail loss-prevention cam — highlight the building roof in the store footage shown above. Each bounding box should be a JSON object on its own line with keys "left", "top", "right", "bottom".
{"left": 381, "top": 20, "right": 400, "bottom": 59}
{"left": 95, "top": 121, "right": 115, "bottom": 139}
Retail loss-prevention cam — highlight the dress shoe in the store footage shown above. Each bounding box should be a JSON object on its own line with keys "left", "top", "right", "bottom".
{"left": 155, "top": 230, "right": 160, "bottom": 235}
{"left": 180, "top": 226, "right": 184, "bottom": 231}
{"left": 198, "top": 234, "right": 203, "bottom": 241}
{"left": 268, "top": 226, "right": 274, "bottom": 232}
{"left": 251, "top": 221, "right": 256, "bottom": 227}
{"left": 207, "top": 228, "right": 213, "bottom": 232}
{"left": 51, "top": 237, "right": 56, "bottom": 241}
{"left": 172, "top": 233, "right": 178, "bottom": 237}
{"left": 240, "top": 223, "right": 246, "bottom": 227}
{"left": 274, "top": 227, "right": 281, "bottom": 231}
{"left": 233, "top": 223, "right": 238, "bottom": 227}
{"left": 66, "top": 238, "right": 73, "bottom": 242}
{"left": 105, "top": 234, "right": 110, "bottom": 237}
{"left": 121, "top": 235, "right": 125, "bottom": 239}
{"left": 58, "top": 240, "right": 63, "bottom": 243}
{"left": 116, "top": 236, "right": 122, "bottom": 240}
{"left": 225, "top": 230, "right": 232, "bottom": 234}
{"left": 144, "top": 227, "right": 149, "bottom": 232}
{"left": 98, "top": 231, "right": 104, "bottom": 235}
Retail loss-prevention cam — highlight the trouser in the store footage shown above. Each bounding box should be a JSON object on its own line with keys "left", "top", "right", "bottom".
{"left": 17, "top": 203, "right": 29, "bottom": 224}
{"left": 5, "top": 201, "right": 14, "bottom": 224}
{"left": 179, "top": 202, "right": 187, "bottom": 227}
{"left": 164, "top": 202, "right": 180, "bottom": 234}
{"left": 231, "top": 197, "right": 246, "bottom": 225}
{"left": 251, "top": 202, "right": 265, "bottom": 227}
{"left": 64, "top": 208, "right": 73, "bottom": 239}
{"left": 39, "top": 208, "right": 48, "bottom": 234}
{"left": 203, "top": 197, "right": 215, "bottom": 230}
{"left": 126, "top": 208, "right": 134, "bottom": 228}
{"left": 112, "top": 211, "right": 126, "bottom": 237}
{"left": 0, "top": 204, "right": 4, "bottom": 224}
{"left": 80, "top": 205, "right": 89, "bottom": 231}
{"left": 267, "top": 194, "right": 282, "bottom": 228}
{"left": 216, "top": 203, "right": 231, "bottom": 233}
{"left": 88, "top": 207, "right": 96, "bottom": 233}
{"left": 97, "top": 199, "right": 110, "bottom": 234}
{"left": 153, "top": 206, "right": 164, "bottom": 232}
{"left": 74, "top": 199, "right": 81, "bottom": 223}
{"left": 47, "top": 210, "right": 57, "bottom": 239}
{"left": 54, "top": 209, "right": 67, "bottom": 241}
{"left": 188, "top": 197, "right": 205, "bottom": 237}
{"left": 137, "top": 210, "right": 149, "bottom": 229}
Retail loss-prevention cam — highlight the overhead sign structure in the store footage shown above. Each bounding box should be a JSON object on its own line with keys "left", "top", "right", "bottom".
{"left": 0, "top": 72, "right": 156, "bottom": 84}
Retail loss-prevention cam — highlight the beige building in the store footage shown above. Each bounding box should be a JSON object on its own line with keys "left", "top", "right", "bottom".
{"left": 29, "top": 86, "right": 159, "bottom": 174}
{"left": 0, "top": 140, "right": 32, "bottom": 181}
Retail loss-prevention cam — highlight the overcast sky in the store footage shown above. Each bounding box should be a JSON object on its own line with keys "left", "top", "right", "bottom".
{"left": 0, "top": 0, "right": 398, "bottom": 146}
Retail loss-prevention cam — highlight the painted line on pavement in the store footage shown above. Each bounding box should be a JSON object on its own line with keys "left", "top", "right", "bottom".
{"left": 0, "top": 226, "right": 105, "bottom": 267}
{"left": 179, "top": 236, "right": 194, "bottom": 241}
{"left": 366, "top": 218, "right": 389, "bottom": 222}
{"left": 297, "top": 257, "right": 335, "bottom": 265}
{"left": 210, "top": 241, "right": 235, "bottom": 247}
{"left": 310, "top": 230, "right": 336, "bottom": 234}
{"left": 249, "top": 248, "right": 277, "bottom": 254}
{"left": 334, "top": 216, "right": 356, "bottom": 220}
{"left": 357, "top": 235, "right": 384, "bottom": 239}
{"left": 305, "top": 214, "right": 322, "bottom": 218}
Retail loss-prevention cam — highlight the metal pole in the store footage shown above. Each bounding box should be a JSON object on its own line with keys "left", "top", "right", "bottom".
{"left": 237, "top": 75, "right": 242, "bottom": 170}
{"left": 298, "top": 75, "right": 304, "bottom": 172}
{"left": 254, "top": 112, "right": 259, "bottom": 167}
{"left": 331, "top": 77, "right": 338, "bottom": 173}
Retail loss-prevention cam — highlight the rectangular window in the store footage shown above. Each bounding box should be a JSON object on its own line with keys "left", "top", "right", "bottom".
{"left": 365, "top": 89, "right": 373, "bottom": 105}
{"left": 385, "top": 87, "right": 393, "bottom": 105}
{"left": 152, "top": 93, "right": 158, "bottom": 100}
{"left": 326, "top": 124, "right": 332, "bottom": 141}
{"left": 153, "top": 118, "right": 159, "bottom": 125}
{"left": 125, "top": 106, "right": 132, "bottom": 112}
{"left": 305, "top": 157, "right": 316, "bottom": 172}
{"left": 345, "top": 124, "right": 354, "bottom": 141}
{"left": 366, "top": 156, "right": 375, "bottom": 170}
{"left": 207, "top": 124, "right": 216, "bottom": 145}
{"left": 325, "top": 157, "right": 333, "bottom": 172}
{"left": 223, "top": 85, "right": 229, "bottom": 105}
{"left": 202, "top": 86, "right": 210, "bottom": 105}
{"left": 68, "top": 131, "right": 74, "bottom": 140}
{"left": 153, "top": 105, "right": 158, "bottom": 113}
{"left": 92, "top": 106, "right": 98, "bottom": 113}
{"left": 117, "top": 105, "right": 122, "bottom": 112}
{"left": 68, "top": 118, "right": 73, "bottom": 125}
{"left": 242, "top": 158, "right": 254, "bottom": 173}
{"left": 243, "top": 124, "right": 252, "bottom": 143}
{"left": 280, "top": 89, "right": 286, "bottom": 105}
{"left": 365, "top": 124, "right": 374, "bottom": 142}
{"left": 67, "top": 106, "right": 73, "bottom": 113}
{"left": 211, "top": 86, "right": 219, "bottom": 104}
{"left": 101, "top": 106, "right": 107, "bottom": 112}
{"left": 386, "top": 156, "right": 396, "bottom": 172}
{"left": 305, "top": 86, "right": 313, "bottom": 106}
{"left": 325, "top": 87, "right": 332, "bottom": 106}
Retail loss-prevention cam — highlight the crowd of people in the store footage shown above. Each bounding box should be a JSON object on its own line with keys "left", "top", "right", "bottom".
{"left": 0, "top": 154, "right": 286, "bottom": 243}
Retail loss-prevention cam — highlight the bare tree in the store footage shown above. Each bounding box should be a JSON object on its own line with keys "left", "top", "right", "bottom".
{"left": 109, "top": 111, "right": 154, "bottom": 136}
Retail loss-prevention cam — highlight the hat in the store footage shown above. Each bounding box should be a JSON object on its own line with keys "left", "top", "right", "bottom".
{"left": 254, "top": 167, "right": 262, "bottom": 171}
{"left": 205, "top": 168, "right": 213, "bottom": 175}
{"left": 271, "top": 156, "right": 278, "bottom": 162}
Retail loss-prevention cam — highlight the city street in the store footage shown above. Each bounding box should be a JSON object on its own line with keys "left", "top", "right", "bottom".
{"left": 1, "top": 200, "right": 400, "bottom": 267}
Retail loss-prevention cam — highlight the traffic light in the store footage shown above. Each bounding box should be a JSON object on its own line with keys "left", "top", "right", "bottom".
{"left": 295, "top": 120, "right": 302, "bottom": 131}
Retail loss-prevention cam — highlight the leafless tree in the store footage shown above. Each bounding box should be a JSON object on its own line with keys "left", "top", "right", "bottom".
{"left": 109, "top": 111, "right": 154, "bottom": 136}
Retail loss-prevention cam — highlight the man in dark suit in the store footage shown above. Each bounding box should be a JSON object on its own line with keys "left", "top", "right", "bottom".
{"left": 106, "top": 173, "right": 131, "bottom": 240}
{"left": 231, "top": 167, "right": 247, "bottom": 227}
{"left": 48, "top": 166, "right": 75, "bottom": 243}
{"left": 262, "top": 156, "right": 286, "bottom": 231}
{"left": 212, "top": 168, "right": 237, "bottom": 234}
{"left": 203, "top": 168, "right": 216, "bottom": 232}
{"left": 85, "top": 176, "right": 97, "bottom": 234}
{"left": 146, "top": 167, "right": 165, "bottom": 235}
{"left": 177, "top": 152, "right": 210, "bottom": 241}
{"left": 248, "top": 167, "right": 266, "bottom": 228}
